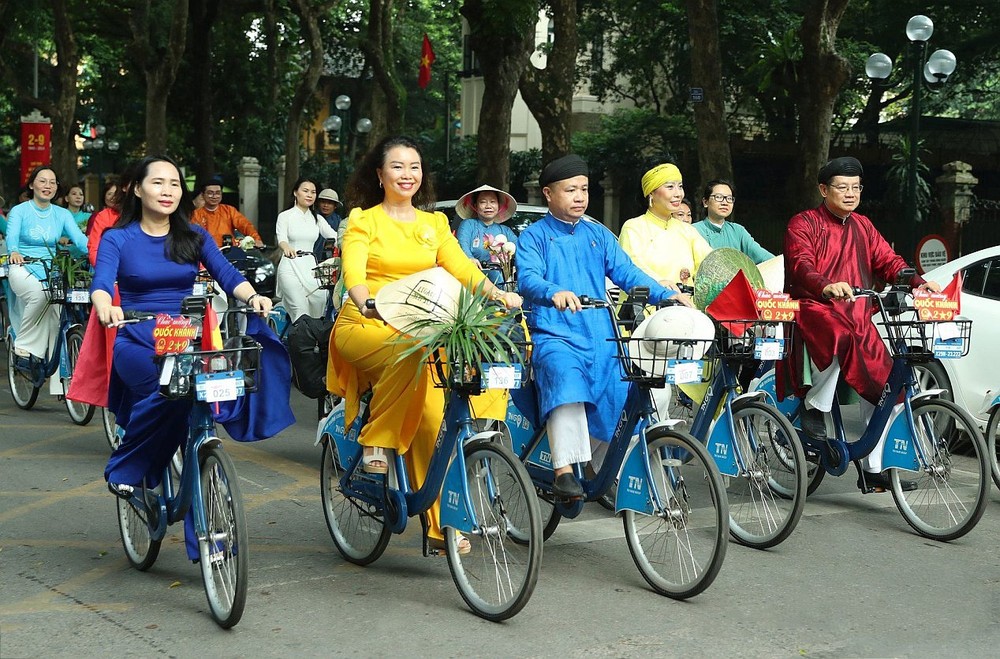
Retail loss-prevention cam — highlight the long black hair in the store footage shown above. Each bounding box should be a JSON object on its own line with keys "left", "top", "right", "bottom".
{"left": 114, "top": 155, "right": 201, "bottom": 264}
{"left": 346, "top": 135, "right": 436, "bottom": 211}
{"left": 289, "top": 175, "right": 320, "bottom": 218}
{"left": 25, "top": 164, "right": 58, "bottom": 199}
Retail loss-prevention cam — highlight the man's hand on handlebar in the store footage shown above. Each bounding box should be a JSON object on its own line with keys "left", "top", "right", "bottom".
{"left": 916, "top": 281, "right": 942, "bottom": 293}
{"left": 552, "top": 291, "right": 582, "bottom": 312}
{"left": 822, "top": 282, "right": 854, "bottom": 301}
{"left": 657, "top": 279, "right": 680, "bottom": 293}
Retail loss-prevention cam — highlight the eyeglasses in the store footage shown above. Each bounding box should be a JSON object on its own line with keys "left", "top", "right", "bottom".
{"left": 827, "top": 184, "right": 863, "bottom": 193}
{"left": 708, "top": 194, "right": 735, "bottom": 203}
{"left": 204, "top": 190, "right": 222, "bottom": 197}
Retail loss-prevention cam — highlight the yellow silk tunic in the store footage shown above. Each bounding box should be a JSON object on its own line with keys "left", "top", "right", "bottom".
{"left": 618, "top": 211, "right": 713, "bottom": 285}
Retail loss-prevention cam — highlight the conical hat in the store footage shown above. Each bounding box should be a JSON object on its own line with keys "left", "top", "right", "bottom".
{"left": 629, "top": 306, "right": 714, "bottom": 377}
{"left": 455, "top": 184, "right": 517, "bottom": 223}
{"left": 694, "top": 248, "right": 766, "bottom": 311}
{"left": 374, "top": 267, "right": 464, "bottom": 337}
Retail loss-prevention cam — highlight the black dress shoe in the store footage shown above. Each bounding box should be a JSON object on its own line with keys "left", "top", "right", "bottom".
{"left": 553, "top": 473, "right": 584, "bottom": 500}
{"left": 798, "top": 403, "right": 828, "bottom": 440}
{"left": 857, "top": 470, "right": 917, "bottom": 493}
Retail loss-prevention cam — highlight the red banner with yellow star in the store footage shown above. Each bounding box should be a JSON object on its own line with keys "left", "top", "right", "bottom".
{"left": 418, "top": 34, "right": 435, "bottom": 89}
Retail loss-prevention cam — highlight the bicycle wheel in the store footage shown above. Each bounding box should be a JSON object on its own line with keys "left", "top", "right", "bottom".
{"left": 102, "top": 407, "right": 121, "bottom": 450}
{"left": 64, "top": 328, "right": 95, "bottom": 425}
{"left": 891, "top": 399, "right": 989, "bottom": 541}
{"left": 198, "top": 446, "right": 248, "bottom": 629}
{"left": 7, "top": 340, "right": 39, "bottom": 410}
{"left": 116, "top": 495, "right": 161, "bottom": 571}
{"left": 988, "top": 406, "right": 1000, "bottom": 492}
{"left": 320, "top": 437, "right": 390, "bottom": 565}
{"left": 726, "top": 400, "right": 807, "bottom": 549}
{"left": 623, "top": 427, "right": 728, "bottom": 599}
{"left": 447, "top": 440, "right": 542, "bottom": 621}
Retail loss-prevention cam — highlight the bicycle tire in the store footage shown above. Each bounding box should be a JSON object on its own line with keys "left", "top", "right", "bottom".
{"left": 102, "top": 407, "right": 121, "bottom": 450}
{"left": 891, "top": 398, "right": 989, "bottom": 541}
{"left": 7, "top": 339, "right": 39, "bottom": 410}
{"left": 198, "top": 446, "right": 248, "bottom": 628}
{"left": 446, "top": 440, "right": 542, "bottom": 621}
{"left": 726, "top": 400, "right": 807, "bottom": 549}
{"left": 64, "top": 328, "right": 95, "bottom": 425}
{"left": 623, "top": 426, "right": 728, "bottom": 599}
{"left": 320, "top": 437, "right": 390, "bottom": 565}
{"left": 116, "top": 495, "right": 161, "bottom": 571}
{"left": 988, "top": 406, "right": 1000, "bottom": 492}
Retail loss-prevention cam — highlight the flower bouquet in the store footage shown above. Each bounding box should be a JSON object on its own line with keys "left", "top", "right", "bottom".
{"left": 482, "top": 233, "right": 516, "bottom": 289}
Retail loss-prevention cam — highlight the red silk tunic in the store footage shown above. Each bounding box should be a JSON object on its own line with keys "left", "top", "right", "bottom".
{"left": 781, "top": 203, "right": 922, "bottom": 404}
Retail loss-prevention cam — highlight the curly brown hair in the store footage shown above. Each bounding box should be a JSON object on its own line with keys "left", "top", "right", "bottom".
{"left": 345, "top": 135, "right": 436, "bottom": 211}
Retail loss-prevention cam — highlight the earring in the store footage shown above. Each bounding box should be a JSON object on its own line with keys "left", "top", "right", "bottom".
{"left": 648, "top": 196, "right": 653, "bottom": 208}
{"left": 378, "top": 179, "right": 383, "bottom": 189}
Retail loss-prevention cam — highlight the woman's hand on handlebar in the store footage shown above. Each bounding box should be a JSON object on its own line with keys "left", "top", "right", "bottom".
{"left": 97, "top": 304, "right": 125, "bottom": 328}
{"left": 8, "top": 251, "right": 24, "bottom": 265}
{"left": 552, "top": 290, "right": 582, "bottom": 312}
{"left": 822, "top": 282, "right": 854, "bottom": 301}
{"left": 499, "top": 291, "right": 522, "bottom": 310}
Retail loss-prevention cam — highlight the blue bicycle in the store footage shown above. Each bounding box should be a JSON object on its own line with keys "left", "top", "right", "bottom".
{"left": 500, "top": 294, "right": 729, "bottom": 599}
{"left": 665, "top": 315, "right": 807, "bottom": 549}
{"left": 753, "top": 278, "right": 989, "bottom": 541}
{"left": 3, "top": 256, "right": 95, "bottom": 424}
{"left": 316, "top": 322, "right": 543, "bottom": 621}
{"left": 113, "top": 298, "right": 258, "bottom": 628}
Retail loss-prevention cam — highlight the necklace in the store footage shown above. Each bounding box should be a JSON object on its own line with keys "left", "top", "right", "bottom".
{"left": 29, "top": 200, "right": 53, "bottom": 220}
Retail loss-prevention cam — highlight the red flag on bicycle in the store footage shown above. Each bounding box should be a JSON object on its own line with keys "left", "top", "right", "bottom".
{"left": 202, "top": 304, "right": 224, "bottom": 351}
{"left": 706, "top": 269, "right": 760, "bottom": 336}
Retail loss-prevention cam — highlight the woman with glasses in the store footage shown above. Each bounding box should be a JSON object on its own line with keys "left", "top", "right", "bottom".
{"left": 693, "top": 179, "right": 773, "bottom": 264}
{"left": 618, "top": 163, "right": 712, "bottom": 290}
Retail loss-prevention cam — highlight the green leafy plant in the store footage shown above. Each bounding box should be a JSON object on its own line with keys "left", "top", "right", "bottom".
{"left": 884, "top": 136, "right": 933, "bottom": 224}
{"left": 391, "top": 280, "right": 524, "bottom": 389}
{"left": 46, "top": 247, "right": 92, "bottom": 290}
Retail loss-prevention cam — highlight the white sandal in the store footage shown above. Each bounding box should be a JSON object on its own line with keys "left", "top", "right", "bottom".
{"left": 428, "top": 533, "right": 472, "bottom": 556}
{"left": 362, "top": 446, "right": 389, "bottom": 474}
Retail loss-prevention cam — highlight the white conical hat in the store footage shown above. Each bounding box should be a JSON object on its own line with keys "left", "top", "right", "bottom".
{"left": 455, "top": 184, "right": 517, "bottom": 223}
{"left": 374, "top": 267, "right": 464, "bottom": 338}
{"left": 629, "top": 306, "right": 715, "bottom": 377}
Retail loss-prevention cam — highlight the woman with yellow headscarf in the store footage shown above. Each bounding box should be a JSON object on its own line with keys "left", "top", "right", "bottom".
{"left": 618, "top": 163, "right": 713, "bottom": 289}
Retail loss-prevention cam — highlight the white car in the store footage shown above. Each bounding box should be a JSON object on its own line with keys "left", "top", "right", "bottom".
{"left": 915, "top": 245, "right": 1000, "bottom": 429}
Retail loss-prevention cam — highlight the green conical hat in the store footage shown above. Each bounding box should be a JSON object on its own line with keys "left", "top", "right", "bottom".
{"left": 694, "top": 248, "right": 766, "bottom": 311}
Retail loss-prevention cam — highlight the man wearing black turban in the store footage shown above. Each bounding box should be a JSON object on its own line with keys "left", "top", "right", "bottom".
{"left": 515, "top": 155, "right": 687, "bottom": 499}
{"left": 781, "top": 156, "right": 942, "bottom": 493}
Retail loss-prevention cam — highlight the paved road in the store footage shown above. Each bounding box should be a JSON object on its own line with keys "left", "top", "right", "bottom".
{"left": 2, "top": 357, "right": 1000, "bottom": 658}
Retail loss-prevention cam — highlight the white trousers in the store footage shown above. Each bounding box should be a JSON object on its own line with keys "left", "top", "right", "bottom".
{"left": 546, "top": 403, "right": 593, "bottom": 469}
{"left": 7, "top": 267, "right": 59, "bottom": 359}
{"left": 806, "top": 357, "right": 889, "bottom": 473}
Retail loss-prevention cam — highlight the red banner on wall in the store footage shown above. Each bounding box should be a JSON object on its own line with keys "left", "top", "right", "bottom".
{"left": 20, "top": 113, "right": 52, "bottom": 186}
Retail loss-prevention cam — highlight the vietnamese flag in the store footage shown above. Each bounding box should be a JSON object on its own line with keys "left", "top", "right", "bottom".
{"left": 202, "top": 304, "right": 224, "bottom": 351}
{"left": 418, "top": 33, "right": 435, "bottom": 89}
{"left": 706, "top": 270, "right": 760, "bottom": 337}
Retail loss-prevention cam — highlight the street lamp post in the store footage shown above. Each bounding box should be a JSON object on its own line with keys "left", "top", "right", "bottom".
{"left": 322, "top": 95, "right": 372, "bottom": 191}
{"left": 866, "top": 15, "right": 956, "bottom": 261}
{"left": 81, "top": 123, "right": 120, "bottom": 209}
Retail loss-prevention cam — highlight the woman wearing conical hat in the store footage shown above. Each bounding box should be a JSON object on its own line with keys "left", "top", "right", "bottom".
{"left": 455, "top": 184, "right": 518, "bottom": 287}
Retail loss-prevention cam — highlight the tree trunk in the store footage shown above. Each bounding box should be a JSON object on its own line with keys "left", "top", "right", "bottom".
{"left": 189, "top": 0, "right": 221, "bottom": 181}
{"left": 460, "top": 0, "right": 537, "bottom": 188}
{"left": 284, "top": 0, "right": 335, "bottom": 196}
{"left": 129, "top": 0, "right": 190, "bottom": 154}
{"left": 790, "top": 0, "right": 851, "bottom": 214}
{"left": 519, "top": 0, "right": 576, "bottom": 165}
{"left": 361, "top": 0, "right": 406, "bottom": 134}
{"left": 685, "top": 0, "right": 732, "bottom": 182}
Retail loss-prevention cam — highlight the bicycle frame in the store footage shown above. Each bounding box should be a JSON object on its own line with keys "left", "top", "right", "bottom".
{"left": 320, "top": 385, "right": 503, "bottom": 536}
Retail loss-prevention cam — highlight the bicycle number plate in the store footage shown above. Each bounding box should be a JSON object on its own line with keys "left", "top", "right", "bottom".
{"left": 754, "top": 338, "right": 785, "bottom": 360}
{"left": 192, "top": 282, "right": 207, "bottom": 296}
{"left": 67, "top": 289, "right": 90, "bottom": 303}
{"left": 481, "top": 363, "right": 523, "bottom": 389}
{"left": 0, "top": 265, "right": 7, "bottom": 278}
{"left": 665, "top": 360, "right": 702, "bottom": 384}
{"left": 195, "top": 371, "right": 245, "bottom": 402}
{"left": 932, "top": 337, "right": 965, "bottom": 359}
